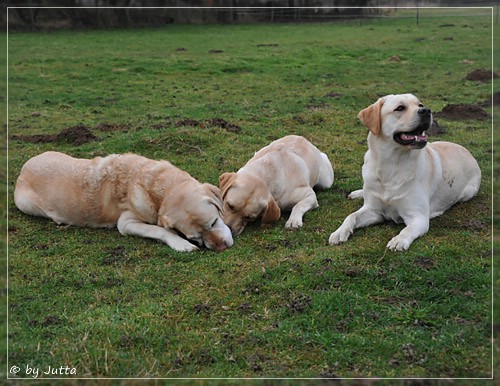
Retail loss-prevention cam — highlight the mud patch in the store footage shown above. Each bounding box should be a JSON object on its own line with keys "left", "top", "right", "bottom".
{"left": 176, "top": 118, "right": 200, "bottom": 128}
{"left": 12, "top": 124, "right": 97, "bottom": 146}
{"left": 176, "top": 117, "right": 242, "bottom": 133}
{"left": 414, "top": 256, "right": 435, "bottom": 271}
{"left": 194, "top": 303, "right": 211, "bottom": 314}
{"left": 102, "top": 247, "right": 128, "bottom": 265}
{"left": 206, "top": 117, "right": 241, "bottom": 133}
{"left": 465, "top": 69, "right": 496, "bottom": 82}
{"left": 324, "top": 92, "right": 343, "bottom": 98}
{"left": 427, "top": 119, "right": 446, "bottom": 136}
{"left": 433, "top": 104, "right": 490, "bottom": 121}
{"left": 94, "top": 122, "right": 130, "bottom": 132}
{"left": 286, "top": 294, "right": 312, "bottom": 314}
{"left": 483, "top": 91, "right": 500, "bottom": 107}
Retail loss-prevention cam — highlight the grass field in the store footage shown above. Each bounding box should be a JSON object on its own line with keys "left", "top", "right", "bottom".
{"left": 6, "top": 10, "right": 494, "bottom": 380}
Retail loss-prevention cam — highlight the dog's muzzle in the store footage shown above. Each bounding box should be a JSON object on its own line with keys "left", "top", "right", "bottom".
{"left": 393, "top": 107, "right": 432, "bottom": 149}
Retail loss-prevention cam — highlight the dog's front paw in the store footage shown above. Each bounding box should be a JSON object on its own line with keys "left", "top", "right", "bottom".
{"left": 170, "top": 239, "right": 199, "bottom": 252}
{"left": 329, "top": 228, "right": 350, "bottom": 245}
{"left": 347, "top": 189, "right": 363, "bottom": 200}
{"left": 285, "top": 217, "right": 303, "bottom": 229}
{"left": 386, "top": 235, "right": 411, "bottom": 251}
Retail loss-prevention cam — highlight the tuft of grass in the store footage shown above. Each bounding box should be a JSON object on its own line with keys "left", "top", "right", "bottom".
{"left": 7, "top": 11, "right": 493, "bottom": 379}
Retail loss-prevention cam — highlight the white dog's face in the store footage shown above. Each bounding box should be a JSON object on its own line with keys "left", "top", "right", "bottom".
{"left": 358, "top": 93, "right": 432, "bottom": 149}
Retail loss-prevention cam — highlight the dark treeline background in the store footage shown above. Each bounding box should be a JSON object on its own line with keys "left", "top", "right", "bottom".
{"left": 4, "top": 0, "right": 496, "bottom": 29}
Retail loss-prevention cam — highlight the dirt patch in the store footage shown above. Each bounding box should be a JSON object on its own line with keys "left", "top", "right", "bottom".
{"left": 102, "top": 247, "right": 128, "bottom": 265}
{"left": 427, "top": 119, "right": 446, "bottom": 136}
{"left": 433, "top": 104, "right": 490, "bottom": 121}
{"left": 176, "top": 118, "right": 201, "bottom": 128}
{"left": 194, "top": 303, "right": 211, "bottom": 314}
{"left": 12, "top": 124, "right": 97, "bottom": 146}
{"left": 208, "top": 49, "right": 224, "bottom": 54}
{"left": 465, "top": 69, "right": 496, "bottom": 82}
{"left": 483, "top": 91, "right": 500, "bottom": 107}
{"left": 286, "top": 294, "right": 312, "bottom": 314}
{"left": 94, "top": 122, "right": 130, "bottom": 132}
{"left": 207, "top": 117, "right": 241, "bottom": 133}
{"left": 414, "top": 256, "right": 435, "bottom": 271}
{"left": 324, "top": 92, "right": 343, "bottom": 98}
{"left": 176, "top": 117, "right": 242, "bottom": 133}
{"left": 256, "top": 43, "right": 279, "bottom": 47}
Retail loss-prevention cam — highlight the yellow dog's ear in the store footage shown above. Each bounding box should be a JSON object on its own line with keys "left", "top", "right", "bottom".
{"left": 261, "top": 196, "right": 281, "bottom": 224}
{"left": 219, "top": 172, "right": 237, "bottom": 199}
{"left": 202, "top": 183, "right": 224, "bottom": 214}
{"left": 358, "top": 97, "right": 384, "bottom": 135}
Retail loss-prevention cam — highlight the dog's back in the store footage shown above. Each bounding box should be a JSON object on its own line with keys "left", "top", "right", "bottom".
{"left": 14, "top": 152, "right": 177, "bottom": 227}
{"left": 243, "top": 135, "right": 333, "bottom": 191}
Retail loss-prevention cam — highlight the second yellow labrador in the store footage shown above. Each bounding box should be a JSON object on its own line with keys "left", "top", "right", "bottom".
{"left": 329, "top": 94, "right": 481, "bottom": 251}
{"left": 219, "top": 135, "right": 334, "bottom": 235}
{"left": 14, "top": 151, "right": 233, "bottom": 252}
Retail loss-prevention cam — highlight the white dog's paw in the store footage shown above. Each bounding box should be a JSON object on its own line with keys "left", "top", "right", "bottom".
{"left": 329, "top": 228, "right": 350, "bottom": 245}
{"left": 386, "top": 235, "right": 411, "bottom": 251}
{"left": 347, "top": 189, "right": 363, "bottom": 200}
{"left": 170, "top": 239, "right": 199, "bottom": 252}
{"left": 285, "top": 217, "right": 303, "bottom": 229}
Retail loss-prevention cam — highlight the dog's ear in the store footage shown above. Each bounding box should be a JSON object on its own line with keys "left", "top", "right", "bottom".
{"left": 219, "top": 172, "right": 236, "bottom": 199}
{"left": 358, "top": 97, "right": 384, "bottom": 135}
{"left": 261, "top": 196, "right": 281, "bottom": 224}
{"left": 202, "top": 183, "right": 224, "bottom": 214}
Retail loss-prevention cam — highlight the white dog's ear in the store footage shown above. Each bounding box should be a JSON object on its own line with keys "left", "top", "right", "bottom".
{"left": 261, "top": 196, "right": 281, "bottom": 224}
{"left": 219, "top": 172, "right": 237, "bottom": 199}
{"left": 358, "top": 97, "right": 384, "bottom": 135}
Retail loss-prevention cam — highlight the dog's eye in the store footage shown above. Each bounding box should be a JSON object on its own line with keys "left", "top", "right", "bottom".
{"left": 394, "top": 105, "right": 406, "bottom": 112}
{"left": 211, "top": 219, "right": 218, "bottom": 228}
{"left": 227, "top": 203, "right": 235, "bottom": 212}
{"left": 418, "top": 103, "right": 424, "bottom": 108}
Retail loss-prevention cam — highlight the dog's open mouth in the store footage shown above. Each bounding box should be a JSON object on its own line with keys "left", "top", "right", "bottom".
{"left": 393, "top": 128, "right": 428, "bottom": 148}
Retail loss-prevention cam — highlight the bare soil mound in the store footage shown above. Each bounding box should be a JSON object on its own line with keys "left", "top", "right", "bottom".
{"left": 433, "top": 104, "right": 490, "bottom": 121}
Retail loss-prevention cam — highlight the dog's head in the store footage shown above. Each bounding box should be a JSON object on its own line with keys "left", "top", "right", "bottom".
{"left": 358, "top": 94, "right": 432, "bottom": 150}
{"left": 157, "top": 182, "right": 233, "bottom": 252}
{"left": 218, "top": 172, "right": 281, "bottom": 235}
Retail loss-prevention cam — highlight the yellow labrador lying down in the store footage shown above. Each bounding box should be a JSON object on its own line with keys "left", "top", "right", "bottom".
{"left": 329, "top": 94, "right": 481, "bottom": 251}
{"left": 14, "top": 152, "right": 233, "bottom": 252}
{"left": 219, "top": 135, "right": 334, "bottom": 235}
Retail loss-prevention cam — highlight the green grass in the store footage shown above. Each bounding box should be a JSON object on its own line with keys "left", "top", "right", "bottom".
{"left": 7, "top": 11, "right": 493, "bottom": 380}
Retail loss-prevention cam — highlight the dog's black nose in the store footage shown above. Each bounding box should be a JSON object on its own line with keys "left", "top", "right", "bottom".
{"left": 418, "top": 107, "right": 431, "bottom": 116}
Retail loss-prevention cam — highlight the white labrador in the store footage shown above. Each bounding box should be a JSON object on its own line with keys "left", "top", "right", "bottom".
{"left": 15, "top": 151, "right": 233, "bottom": 252}
{"left": 329, "top": 94, "right": 481, "bottom": 251}
{"left": 219, "top": 135, "right": 334, "bottom": 235}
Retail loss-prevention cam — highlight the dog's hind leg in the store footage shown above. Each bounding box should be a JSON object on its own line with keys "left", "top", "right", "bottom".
{"left": 316, "top": 152, "right": 334, "bottom": 189}
{"left": 285, "top": 187, "right": 318, "bottom": 229}
{"left": 14, "top": 183, "right": 49, "bottom": 219}
{"left": 329, "top": 205, "right": 384, "bottom": 245}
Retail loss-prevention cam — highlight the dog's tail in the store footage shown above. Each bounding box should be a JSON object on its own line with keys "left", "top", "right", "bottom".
{"left": 316, "top": 152, "right": 334, "bottom": 189}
